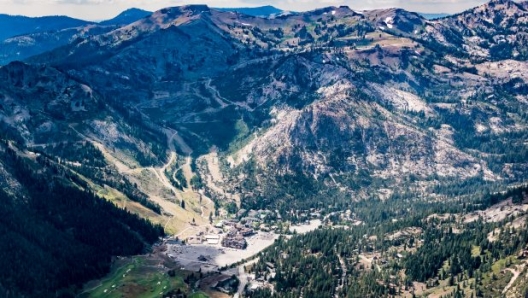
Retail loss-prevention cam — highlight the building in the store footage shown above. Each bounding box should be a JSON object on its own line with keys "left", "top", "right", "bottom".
{"left": 240, "top": 227, "right": 255, "bottom": 237}
{"left": 205, "top": 234, "right": 220, "bottom": 245}
{"left": 221, "top": 231, "right": 247, "bottom": 249}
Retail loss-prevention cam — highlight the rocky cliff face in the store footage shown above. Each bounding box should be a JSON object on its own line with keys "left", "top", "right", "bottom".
{"left": 0, "top": 62, "right": 99, "bottom": 143}
{"left": 0, "top": 60, "right": 167, "bottom": 169}
{"left": 423, "top": 0, "right": 528, "bottom": 59}
{"left": 2, "top": 1, "right": 527, "bottom": 214}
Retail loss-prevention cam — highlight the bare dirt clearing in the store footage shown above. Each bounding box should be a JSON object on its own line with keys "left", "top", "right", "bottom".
{"left": 166, "top": 232, "right": 278, "bottom": 272}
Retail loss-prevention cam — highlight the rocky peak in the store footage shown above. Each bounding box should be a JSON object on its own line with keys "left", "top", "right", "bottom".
{"left": 181, "top": 4, "right": 211, "bottom": 14}
{"left": 301, "top": 6, "right": 358, "bottom": 18}
{"left": 487, "top": 0, "right": 513, "bottom": 5}
{"left": 99, "top": 8, "right": 152, "bottom": 26}
{"left": 424, "top": 0, "right": 528, "bottom": 59}
{"left": 151, "top": 5, "right": 209, "bottom": 21}
{"left": 309, "top": 7, "right": 338, "bottom": 15}
{"left": 365, "top": 8, "right": 426, "bottom": 34}
{"left": 471, "top": 0, "right": 524, "bottom": 17}
{"left": 145, "top": 5, "right": 211, "bottom": 28}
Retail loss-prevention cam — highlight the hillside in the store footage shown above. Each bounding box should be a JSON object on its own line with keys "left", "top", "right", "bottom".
{"left": 0, "top": 138, "right": 164, "bottom": 297}
{"left": 0, "top": 61, "right": 170, "bottom": 296}
{"left": 0, "top": 14, "right": 92, "bottom": 41}
{"left": 248, "top": 186, "right": 528, "bottom": 298}
{"left": 99, "top": 8, "right": 152, "bottom": 26}
{"left": 0, "top": 1, "right": 527, "bottom": 296}
{"left": 0, "top": 8, "right": 153, "bottom": 65}
{"left": 0, "top": 24, "right": 114, "bottom": 66}
{"left": 422, "top": 0, "right": 528, "bottom": 60}
{"left": 22, "top": 2, "right": 528, "bottom": 216}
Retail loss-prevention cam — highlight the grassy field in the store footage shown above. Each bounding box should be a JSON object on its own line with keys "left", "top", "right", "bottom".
{"left": 82, "top": 257, "right": 191, "bottom": 298}
{"left": 471, "top": 245, "right": 481, "bottom": 257}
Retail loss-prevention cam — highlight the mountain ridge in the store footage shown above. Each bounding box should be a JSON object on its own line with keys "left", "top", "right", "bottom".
{"left": 0, "top": 7, "right": 154, "bottom": 66}
{"left": 19, "top": 0, "right": 528, "bottom": 211}
{"left": 0, "top": 14, "right": 93, "bottom": 41}
{"left": 99, "top": 7, "right": 152, "bottom": 26}
{"left": 0, "top": 0, "right": 527, "bottom": 296}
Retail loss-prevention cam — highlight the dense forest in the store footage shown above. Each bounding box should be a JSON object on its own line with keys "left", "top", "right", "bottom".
{"left": 249, "top": 229, "right": 399, "bottom": 298}
{"left": 248, "top": 185, "right": 528, "bottom": 298}
{"left": 0, "top": 141, "right": 164, "bottom": 297}
{"left": 238, "top": 159, "right": 511, "bottom": 225}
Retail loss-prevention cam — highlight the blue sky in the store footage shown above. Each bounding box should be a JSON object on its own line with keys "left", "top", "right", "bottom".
{"left": 0, "top": 0, "right": 493, "bottom": 20}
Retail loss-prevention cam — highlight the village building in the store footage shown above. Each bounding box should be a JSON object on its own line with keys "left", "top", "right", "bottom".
{"left": 205, "top": 234, "right": 220, "bottom": 245}
{"left": 221, "top": 231, "right": 247, "bottom": 249}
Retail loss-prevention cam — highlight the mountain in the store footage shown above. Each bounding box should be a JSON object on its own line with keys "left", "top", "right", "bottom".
{"left": 0, "top": 25, "right": 116, "bottom": 65}
{"left": 0, "top": 1, "right": 528, "bottom": 295}
{"left": 0, "top": 14, "right": 92, "bottom": 41}
{"left": 0, "top": 143, "right": 164, "bottom": 297}
{"left": 24, "top": 2, "right": 528, "bottom": 213}
{"left": 363, "top": 8, "right": 427, "bottom": 36}
{"left": 422, "top": 0, "right": 528, "bottom": 59}
{"left": 216, "top": 5, "right": 284, "bottom": 17}
{"left": 0, "top": 61, "right": 165, "bottom": 297}
{"left": 0, "top": 8, "right": 153, "bottom": 65}
{"left": 99, "top": 7, "right": 152, "bottom": 26}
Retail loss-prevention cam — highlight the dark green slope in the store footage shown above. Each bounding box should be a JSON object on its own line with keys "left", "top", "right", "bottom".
{"left": 0, "top": 142, "right": 164, "bottom": 298}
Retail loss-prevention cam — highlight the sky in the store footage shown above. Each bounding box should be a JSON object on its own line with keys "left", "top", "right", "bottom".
{"left": 0, "top": 0, "right": 493, "bottom": 20}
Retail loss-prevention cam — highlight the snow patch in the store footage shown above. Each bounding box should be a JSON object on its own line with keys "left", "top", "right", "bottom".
{"left": 385, "top": 17, "right": 394, "bottom": 29}
{"left": 475, "top": 123, "right": 488, "bottom": 133}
